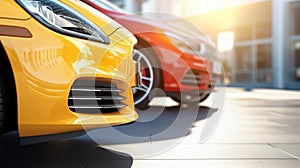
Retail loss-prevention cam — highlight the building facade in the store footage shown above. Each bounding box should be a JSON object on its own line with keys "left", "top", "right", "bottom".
{"left": 109, "top": 0, "right": 300, "bottom": 89}
{"left": 188, "top": 0, "right": 300, "bottom": 89}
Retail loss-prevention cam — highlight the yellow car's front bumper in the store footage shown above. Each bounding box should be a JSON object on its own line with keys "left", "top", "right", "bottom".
{"left": 0, "top": 0, "right": 138, "bottom": 137}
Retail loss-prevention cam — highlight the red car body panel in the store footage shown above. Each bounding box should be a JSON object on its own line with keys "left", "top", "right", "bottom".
{"left": 83, "top": 0, "right": 213, "bottom": 93}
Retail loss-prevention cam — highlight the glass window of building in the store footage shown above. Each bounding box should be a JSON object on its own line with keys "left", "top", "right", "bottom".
{"left": 294, "top": 41, "right": 300, "bottom": 81}
{"left": 235, "top": 73, "right": 252, "bottom": 83}
{"left": 256, "top": 44, "right": 272, "bottom": 83}
{"left": 235, "top": 46, "right": 252, "bottom": 70}
{"left": 256, "top": 21, "right": 272, "bottom": 39}
{"left": 235, "top": 46, "right": 253, "bottom": 83}
{"left": 107, "top": 0, "right": 125, "bottom": 9}
{"left": 257, "top": 44, "right": 272, "bottom": 69}
{"left": 235, "top": 25, "right": 252, "bottom": 42}
{"left": 294, "top": 7, "right": 300, "bottom": 35}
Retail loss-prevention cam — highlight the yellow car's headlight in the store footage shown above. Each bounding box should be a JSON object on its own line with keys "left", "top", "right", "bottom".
{"left": 16, "top": 0, "right": 110, "bottom": 43}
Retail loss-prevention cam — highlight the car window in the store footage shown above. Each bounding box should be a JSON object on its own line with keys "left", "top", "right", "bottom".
{"left": 90, "top": 0, "right": 125, "bottom": 13}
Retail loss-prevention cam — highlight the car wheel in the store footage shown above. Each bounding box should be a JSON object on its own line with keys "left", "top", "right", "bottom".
{"left": 0, "top": 72, "right": 7, "bottom": 134}
{"left": 171, "top": 92, "right": 210, "bottom": 104}
{"left": 199, "top": 93, "right": 211, "bottom": 102}
{"left": 132, "top": 46, "right": 162, "bottom": 110}
{"left": 171, "top": 95, "right": 200, "bottom": 104}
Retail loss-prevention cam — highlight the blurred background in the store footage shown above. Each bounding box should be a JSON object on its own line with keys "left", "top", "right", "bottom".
{"left": 108, "top": 0, "right": 300, "bottom": 90}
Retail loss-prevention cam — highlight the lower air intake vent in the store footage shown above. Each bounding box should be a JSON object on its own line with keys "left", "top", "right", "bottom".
{"left": 181, "top": 69, "right": 209, "bottom": 86}
{"left": 68, "top": 80, "right": 126, "bottom": 114}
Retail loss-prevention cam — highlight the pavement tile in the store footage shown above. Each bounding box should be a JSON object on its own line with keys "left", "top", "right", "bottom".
{"left": 147, "top": 144, "right": 293, "bottom": 160}
{"left": 270, "top": 144, "right": 300, "bottom": 159}
{"left": 132, "top": 159, "right": 300, "bottom": 168}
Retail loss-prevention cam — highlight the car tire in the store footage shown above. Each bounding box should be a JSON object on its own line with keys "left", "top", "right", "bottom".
{"left": 199, "top": 93, "right": 211, "bottom": 102}
{"left": 171, "top": 92, "right": 211, "bottom": 104}
{"left": 171, "top": 95, "right": 200, "bottom": 104}
{"left": 0, "top": 72, "right": 7, "bottom": 134}
{"left": 132, "top": 44, "right": 162, "bottom": 110}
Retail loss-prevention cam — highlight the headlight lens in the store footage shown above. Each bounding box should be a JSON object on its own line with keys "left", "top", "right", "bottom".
{"left": 164, "top": 31, "right": 222, "bottom": 61}
{"left": 16, "top": 0, "right": 109, "bottom": 43}
{"left": 164, "top": 31, "right": 204, "bottom": 56}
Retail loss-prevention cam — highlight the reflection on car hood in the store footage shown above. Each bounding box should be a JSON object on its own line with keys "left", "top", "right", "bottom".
{"left": 113, "top": 13, "right": 215, "bottom": 46}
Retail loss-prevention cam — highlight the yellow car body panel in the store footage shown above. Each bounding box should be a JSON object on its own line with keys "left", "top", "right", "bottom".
{"left": 0, "top": 0, "right": 31, "bottom": 20}
{"left": 59, "top": 0, "right": 138, "bottom": 87}
{"left": 0, "top": 0, "right": 138, "bottom": 137}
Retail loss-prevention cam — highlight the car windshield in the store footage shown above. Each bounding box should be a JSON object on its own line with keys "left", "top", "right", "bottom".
{"left": 90, "top": 0, "right": 125, "bottom": 13}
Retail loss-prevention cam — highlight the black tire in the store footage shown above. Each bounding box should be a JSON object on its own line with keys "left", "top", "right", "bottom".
{"left": 0, "top": 46, "right": 17, "bottom": 134}
{"left": 199, "top": 93, "right": 211, "bottom": 102}
{"left": 170, "top": 95, "right": 199, "bottom": 104}
{"left": 0, "top": 72, "right": 7, "bottom": 134}
{"left": 132, "top": 43, "right": 162, "bottom": 110}
{"left": 171, "top": 93, "right": 211, "bottom": 104}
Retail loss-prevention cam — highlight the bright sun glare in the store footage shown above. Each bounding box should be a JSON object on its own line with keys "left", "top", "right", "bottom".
{"left": 189, "top": 0, "right": 268, "bottom": 14}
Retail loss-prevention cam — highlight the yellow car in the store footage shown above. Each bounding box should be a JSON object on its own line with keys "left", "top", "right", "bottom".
{"left": 0, "top": 0, "right": 138, "bottom": 138}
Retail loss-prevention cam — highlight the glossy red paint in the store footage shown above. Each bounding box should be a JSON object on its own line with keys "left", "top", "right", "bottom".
{"left": 83, "top": 0, "right": 213, "bottom": 94}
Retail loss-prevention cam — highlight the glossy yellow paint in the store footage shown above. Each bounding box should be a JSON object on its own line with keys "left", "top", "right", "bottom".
{"left": 60, "top": 0, "right": 138, "bottom": 88}
{"left": 0, "top": 0, "right": 138, "bottom": 137}
{"left": 0, "top": 1, "right": 31, "bottom": 20}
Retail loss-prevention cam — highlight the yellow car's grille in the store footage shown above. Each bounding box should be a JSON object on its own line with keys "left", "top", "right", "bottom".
{"left": 68, "top": 80, "right": 126, "bottom": 113}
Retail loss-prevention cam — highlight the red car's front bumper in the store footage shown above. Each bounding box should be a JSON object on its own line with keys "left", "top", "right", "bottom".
{"left": 154, "top": 47, "right": 214, "bottom": 93}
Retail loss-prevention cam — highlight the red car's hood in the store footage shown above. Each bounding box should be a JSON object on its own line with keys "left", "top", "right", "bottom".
{"left": 110, "top": 13, "right": 214, "bottom": 46}
{"left": 83, "top": 0, "right": 214, "bottom": 46}
{"left": 110, "top": 13, "right": 169, "bottom": 33}
{"left": 110, "top": 12, "right": 220, "bottom": 59}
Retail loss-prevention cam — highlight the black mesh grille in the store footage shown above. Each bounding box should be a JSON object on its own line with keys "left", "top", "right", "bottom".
{"left": 181, "top": 69, "right": 209, "bottom": 86}
{"left": 68, "top": 80, "right": 126, "bottom": 114}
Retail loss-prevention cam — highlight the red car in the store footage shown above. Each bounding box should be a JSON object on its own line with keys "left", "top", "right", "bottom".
{"left": 82, "top": 0, "right": 218, "bottom": 109}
